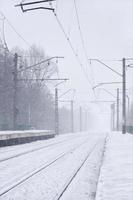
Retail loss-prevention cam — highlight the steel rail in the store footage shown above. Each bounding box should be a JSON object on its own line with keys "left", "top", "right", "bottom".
{"left": 0, "top": 138, "right": 90, "bottom": 197}
{"left": 53, "top": 138, "right": 106, "bottom": 200}
{"left": 0, "top": 136, "right": 83, "bottom": 163}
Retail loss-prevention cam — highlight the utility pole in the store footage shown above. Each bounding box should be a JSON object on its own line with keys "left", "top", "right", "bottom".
{"left": 13, "top": 53, "right": 18, "bottom": 130}
{"left": 71, "top": 100, "right": 74, "bottom": 133}
{"left": 122, "top": 58, "right": 126, "bottom": 134}
{"left": 85, "top": 110, "right": 88, "bottom": 131}
{"left": 79, "top": 106, "right": 82, "bottom": 132}
{"left": 3, "top": 48, "right": 8, "bottom": 127}
{"left": 28, "top": 103, "right": 31, "bottom": 128}
{"left": 126, "top": 95, "right": 130, "bottom": 119}
{"left": 111, "top": 103, "right": 115, "bottom": 131}
{"left": 116, "top": 88, "right": 119, "bottom": 131}
{"left": 55, "top": 88, "right": 59, "bottom": 135}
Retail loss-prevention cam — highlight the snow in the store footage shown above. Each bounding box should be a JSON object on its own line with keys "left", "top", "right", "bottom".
{"left": 0, "top": 131, "right": 106, "bottom": 200}
{"left": 59, "top": 139, "right": 105, "bottom": 200}
{"left": 0, "top": 130, "right": 53, "bottom": 140}
{"left": 96, "top": 132, "right": 133, "bottom": 200}
{"left": 0, "top": 132, "right": 88, "bottom": 161}
{"left": 0, "top": 134, "right": 89, "bottom": 191}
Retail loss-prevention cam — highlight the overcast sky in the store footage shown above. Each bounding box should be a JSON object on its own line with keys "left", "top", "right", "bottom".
{"left": 0, "top": 0, "right": 133, "bottom": 129}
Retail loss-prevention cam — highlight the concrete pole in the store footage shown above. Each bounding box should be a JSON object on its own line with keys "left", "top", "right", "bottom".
{"left": 122, "top": 58, "right": 126, "bottom": 134}
{"left": 13, "top": 53, "right": 18, "bottom": 130}
{"left": 116, "top": 88, "right": 119, "bottom": 131}
{"left": 28, "top": 103, "right": 31, "bottom": 128}
{"left": 71, "top": 100, "right": 74, "bottom": 133}
{"left": 55, "top": 88, "right": 59, "bottom": 135}
{"left": 79, "top": 106, "right": 82, "bottom": 132}
{"left": 126, "top": 95, "right": 130, "bottom": 118}
{"left": 111, "top": 103, "right": 115, "bottom": 131}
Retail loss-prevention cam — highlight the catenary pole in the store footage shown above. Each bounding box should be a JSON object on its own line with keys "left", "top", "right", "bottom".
{"left": 116, "top": 88, "right": 119, "bottom": 131}
{"left": 55, "top": 88, "right": 59, "bottom": 135}
{"left": 79, "top": 106, "right": 82, "bottom": 132}
{"left": 122, "top": 58, "right": 126, "bottom": 134}
{"left": 71, "top": 100, "right": 74, "bottom": 133}
{"left": 111, "top": 103, "right": 115, "bottom": 131}
{"left": 13, "top": 53, "right": 18, "bottom": 130}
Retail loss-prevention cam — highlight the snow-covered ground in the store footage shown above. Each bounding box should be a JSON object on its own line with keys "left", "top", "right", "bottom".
{"left": 0, "top": 131, "right": 106, "bottom": 200}
{"left": 96, "top": 132, "right": 133, "bottom": 200}
{"left": 0, "top": 132, "right": 90, "bottom": 161}
{"left": 59, "top": 139, "right": 105, "bottom": 200}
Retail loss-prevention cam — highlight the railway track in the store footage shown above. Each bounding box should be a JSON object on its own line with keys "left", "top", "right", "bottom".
{"left": 0, "top": 137, "right": 92, "bottom": 197}
{"left": 0, "top": 136, "right": 86, "bottom": 163}
{"left": 52, "top": 138, "right": 106, "bottom": 200}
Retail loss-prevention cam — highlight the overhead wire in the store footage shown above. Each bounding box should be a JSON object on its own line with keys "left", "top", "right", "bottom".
{"left": 67, "top": 2, "right": 75, "bottom": 37}
{"left": 55, "top": 0, "right": 59, "bottom": 12}
{"left": 0, "top": 10, "right": 60, "bottom": 82}
{"left": 0, "top": 6, "right": 59, "bottom": 94}
{"left": 73, "top": 0, "right": 95, "bottom": 89}
{"left": 0, "top": 11, "right": 31, "bottom": 48}
{"left": 1, "top": 16, "right": 9, "bottom": 51}
{"left": 49, "top": 3, "right": 95, "bottom": 96}
{"left": 0, "top": 17, "right": 6, "bottom": 48}
{"left": 0, "top": 12, "right": 59, "bottom": 88}
{"left": 0, "top": 2, "right": 94, "bottom": 94}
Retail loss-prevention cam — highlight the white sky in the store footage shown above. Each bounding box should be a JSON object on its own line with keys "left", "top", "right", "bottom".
{"left": 0, "top": 0, "right": 133, "bottom": 129}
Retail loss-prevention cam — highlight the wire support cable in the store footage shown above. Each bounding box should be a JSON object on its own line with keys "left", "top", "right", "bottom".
{"left": 73, "top": 0, "right": 95, "bottom": 87}
{"left": 52, "top": 11, "right": 94, "bottom": 94}
{"left": 0, "top": 11, "right": 31, "bottom": 48}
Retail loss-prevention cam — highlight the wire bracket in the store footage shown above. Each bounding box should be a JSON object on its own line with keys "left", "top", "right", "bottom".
{"left": 15, "top": 0, "right": 55, "bottom": 12}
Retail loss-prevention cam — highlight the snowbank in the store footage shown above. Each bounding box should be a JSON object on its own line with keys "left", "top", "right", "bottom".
{"left": 96, "top": 132, "right": 133, "bottom": 200}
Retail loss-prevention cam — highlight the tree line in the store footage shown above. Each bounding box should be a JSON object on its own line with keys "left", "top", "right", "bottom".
{"left": 0, "top": 42, "right": 71, "bottom": 132}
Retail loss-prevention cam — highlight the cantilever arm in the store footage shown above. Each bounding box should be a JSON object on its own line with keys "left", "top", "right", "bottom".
{"left": 21, "top": 6, "right": 54, "bottom": 12}
{"left": 89, "top": 59, "right": 122, "bottom": 77}
{"left": 15, "top": 0, "right": 55, "bottom": 12}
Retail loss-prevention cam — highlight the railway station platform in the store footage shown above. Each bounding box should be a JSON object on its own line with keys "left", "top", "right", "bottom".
{"left": 96, "top": 131, "right": 133, "bottom": 200}
{"left": 0, "top": 130, "right": 55, "bottom": 147}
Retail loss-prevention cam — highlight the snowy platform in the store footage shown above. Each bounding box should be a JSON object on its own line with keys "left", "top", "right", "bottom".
{"left": 0, "top": 130, "right": 54, "bottom": 147}
{"left": 96, "top": 132, "right": 133, "bottom": 200}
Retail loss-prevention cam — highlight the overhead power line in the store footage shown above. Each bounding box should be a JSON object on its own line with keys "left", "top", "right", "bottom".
{"left": 47, "top": 2, "right": 96, "bottom": 98}
{"left": 73, "top": 0, "right": 95, "bottom": 86}
{"left": 56, "top": 0, "right": 59, "bottom": 12}
{"left": 14, "top": 1, "right": 95, "bottom": 98}
{"left": 73, "top": 0, "right": 87, "bottom": 59}
{"left": 0, "top": 11, "right": 31, "bottom": 48}
{"left": 51, "top": 11, "right": 94, "bottom": 93}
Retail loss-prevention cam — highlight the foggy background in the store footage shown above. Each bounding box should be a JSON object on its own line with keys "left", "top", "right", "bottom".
{"left": 0, "top": 0, "right": 133, "bottom": 132}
